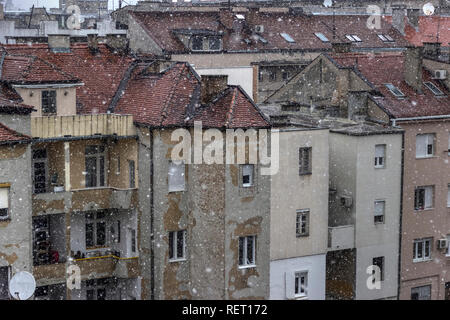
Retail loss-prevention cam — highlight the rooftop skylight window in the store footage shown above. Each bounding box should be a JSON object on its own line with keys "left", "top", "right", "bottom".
{"left": 385, "top": 83, "right": 405, "bottom": 98}
{"left": 346, "top": 35, "right": 362, "bottom": 42}
{"left": 235, "top": 14, "right": 245, "bottom": 20}
{"left": 378, "top": 34, "right": 394, "bottom": 42}
{"left": 280, "top": 33, "right": 295, "bottom": 43}
{"left": 314, "top": 33, "right": 329, "bottom": 42}
{"left": 424, "top": 81, "right": 445, "bottom": 96}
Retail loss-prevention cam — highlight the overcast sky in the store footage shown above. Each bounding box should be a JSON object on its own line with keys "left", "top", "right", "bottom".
{"left": 9, "top": 0, "right": 139, "bottom": 11}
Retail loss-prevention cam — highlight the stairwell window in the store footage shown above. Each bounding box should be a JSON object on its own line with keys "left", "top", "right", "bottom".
{"left": 374, "top": 200, "right": 385, "bottom": 224}
{"left": 414, "top": 186, "right": 434, "bottom": 210}
{"left": 238, "top": 235, "right": 256, "bottom": 268}
{"left": 374, "top": 144, "right": 386, "bottom": 168}
{"left": 41, "top": 90, "right": 57, "bottom": 114}
{"left": 413, "top": 238, "right": 432, "bottom": 262}
{"left": 0, "top": 187, "right": 10, "bottom": 220}
{"left": 168, "top": 161, "right": 185, "bottom": 192}
{"left": 299, "top": 147, "right": 312, "bottom": 175}
{"left": 169, "top": 230, "right": 186, "bottom": 261}
{"left": 416, "top": 133, "right": 435, "bottom": 158}
{"left": 294, "top": 271, "right": 308, "bottom": 298}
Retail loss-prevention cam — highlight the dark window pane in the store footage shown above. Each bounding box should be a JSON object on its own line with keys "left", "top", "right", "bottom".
{"left": 0, "top": 267, "right": 8, "bottom": 300}
{"left": 192, "top": 36, "right": 203, "bottom": 50}
{"left": 97, "top": 288, "right": 106, "bottom": 300}
{"left": 129, "top": 161, "right": 135, "bottom": 188}
{"left": 96, "top": 222, "right": 106, "bottom": 246}
{"left": 85, "top": 157, "right": 97, "bottom": 188}
{"left": 247, "top": 236, "right": 254, "bottom": 264}
{"left": 85, "top": 223, "right": 94, "bottom": 247}
{"left": 86, "top": 289, "right": 94, "bottom": 300}
{"left": 238, "top": 237, "right": 244, "bottom": 265}
{"left": 42, "top": 91, "right": 57, "bottom": 114}
{"left": 177, "top": 231, "right": 184, "bottom": 258}
{"left": 99, "top": 156, "right": 105, "bottom": 187}
{"left": 169, "top": 232, "right": 174, "bottom": 259}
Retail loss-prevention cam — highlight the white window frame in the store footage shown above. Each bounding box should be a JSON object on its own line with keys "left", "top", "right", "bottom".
{"left": 0, "top": 187, "right": 10, "bottom": 221}
{"left": 294, "top": 271, "right": 308, "bottom": 298}
{"left": 168, "top": 230, "right": 186, "bottom": 262}
{"left": 416, "top": 133, "right": 435, "bottom": 158}
{"left": 413, "top": 238, "right": 432, "bottom": 262}
{"left": 85, "top": 211, "right": 107, "bottom": 249}
{"left": 238, "top": 235, "right": 256, "bottom": 268}
{"left": 296, "top": 209, "right": 310, "bottom": 237}
{"left": 374, "top": 144, "right": 386, "bottom": 168}
{"left": 168, "top": 160, "right": 186, "bottom": 192}
{"left": 85, "top": 145, "right": 106, "bottom": 188}
{"left": 384, "top": 83, "right": 405, "bottom": 97}
{"left": 314, "top": 32, "right": 329, "bottom": 42}
{"left": 374, "top": 200, "right": 385, "bottom": 224}
{"left": 423, "top": 81, "right": 444, "bottom": 96}
{"left": 242, "top": 164, "right": 254, "bottom": 188}
{"left": 411, "top": 285, "right": 431, "bottom": 300}
{"left": 414, "top": 186, "right": 434, "bottom": 210}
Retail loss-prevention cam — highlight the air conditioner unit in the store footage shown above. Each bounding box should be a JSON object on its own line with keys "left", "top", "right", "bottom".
{"left": 433, "top": 70, "right": 447, "bottom": 79}
{"left": 437, "top": 239, "right": 448, "bottom": 249}
{"left": 340, "top": 196, "right": 353, "bottom": 208}
{"left": 255, "top": 25, "right": 264, "bottom": 33}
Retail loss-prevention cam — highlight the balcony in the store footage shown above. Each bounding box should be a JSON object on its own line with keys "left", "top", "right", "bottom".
{"left": 31, "top": 114, "right": 136, "bottom": 139}
{"left": 328, "top": 225, "right": 355, "bottom": 251}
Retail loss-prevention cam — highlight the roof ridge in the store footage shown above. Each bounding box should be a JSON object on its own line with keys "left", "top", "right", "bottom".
{"left": 159, "top": 64, "right": 186, "bottom": 126}
{"left": 225, "top": 87, "right": 238, "bottom": 127}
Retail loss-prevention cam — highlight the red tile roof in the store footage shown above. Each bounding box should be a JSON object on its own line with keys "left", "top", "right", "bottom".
{"left": 113, "top": 62, "right": 269, "bottom": 128}
{"left": 1, "top": 44, "right": 135, "bottom": 114}
{"left": 131, "top": 11, "right": 410, "bottom": 53}
{"left": 0, "top": 83, "right": 34, "bottom": 114}
{"left": 330, "top": 51, "right": 450, "bottom": 118}
{"left": 0, "top": 122, "right": 31, "bottom": 144}
{"left": 384, "top": 15, "right": 450, "bottom": 46}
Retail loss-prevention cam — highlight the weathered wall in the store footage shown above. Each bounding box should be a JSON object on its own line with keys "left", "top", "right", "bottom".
{"left": 15, "top": 87, "right": 77, "bottom": 117}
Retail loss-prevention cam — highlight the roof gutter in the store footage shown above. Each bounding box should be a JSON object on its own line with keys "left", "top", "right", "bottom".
{"left": 12, "top": 83, "right": 84, "bottom": 89}
{"left": 391, "top": 115, "right": 450, "bottom": 127}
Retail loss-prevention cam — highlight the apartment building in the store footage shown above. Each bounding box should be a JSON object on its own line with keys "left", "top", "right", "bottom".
{"left": 0, "top": 84, "right": 33, "bottom": 300}
{"left": 1, "top": 35, "right": 272, "bottom": 300}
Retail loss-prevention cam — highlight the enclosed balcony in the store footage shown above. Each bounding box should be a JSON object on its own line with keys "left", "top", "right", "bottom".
{"left": 328, "top": 225, "right": 355, "bottom": 251}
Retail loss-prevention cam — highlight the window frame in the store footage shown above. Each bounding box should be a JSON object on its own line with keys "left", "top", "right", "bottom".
{"left": 0, "top": 186, "right": 10, "bottom": 221}
{"left": 372, "top": 256, "right": 385, "bottom": 282}
{"left": 374, "top": 200, "right": 385, "bottom": 224}
{"left": 411, "top": 285, "right": 431, "bottom": 300}
{"left": 296, "top": 209, "right": 310, "bottom": 237}
{"left": 374, "top": 144, "right": 386, "bottom": 168}
{"left": 413, "top": 238, "right": 432, "bottom": 262}
{"left": 85, "top": 145, "right": 106, "bottom": 188}
{"left": 384, "top": 83, "right": 405, "bottom": 98}
{"left": 294, "top": 271, "right": 308, "bottom": 298}
{"left": 168, "top": 160, "right": 186, "bottom": 193}
{"left": 299, "top": 147, "right": 312, "bottom": 175}
{"left": 416, "top": 133, "right": 435, "bottom": 158}
{"left": 128, "top": 160, "right": 135, "bottom": 189}
{"left": 414, "top": 186, "right": 434, "bottom": 211}
{"left": 85, "top": 211, "right": 107, "bottom": 249}
{"left": 423, "top": 81, "right": 445, "bottom": 96}
{"left": 0, "top": 266, "right": 10, "bottom": 300}
{"left": 238, "top": 235, "right": 256, "bottom": 268}
{"left": 241, "top": 164, "right": 254, "bottom": 188}
{"left": 168, "top": 230, "right": 186, "bottom": 262}
{"left": 41, "top": 90, "right": 57, "bottom": 115}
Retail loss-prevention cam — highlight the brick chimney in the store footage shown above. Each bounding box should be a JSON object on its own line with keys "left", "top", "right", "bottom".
{"left": 404, "top": 46, "right": 423, "bottom": 93}
{"left": 87, "top": 33, "right": 98, "bottom": 52}
{"left": 106, "top": 34, "right": 128, "bottom": 54}
{"left": 48, "top": 34, "right": 71, "bottom": 53}
{"left": 201, "top": 75, "right": 228, "bottom": 105}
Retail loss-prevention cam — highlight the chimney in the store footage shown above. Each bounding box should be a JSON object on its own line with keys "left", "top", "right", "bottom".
{"left": 0, "top": 3, "right": 4, "bottom": 20}
{"left": 392, "top": 6, "right": 406, "bottom": 34}
{"left": 406, "top": 9, "right": 420, "bottom": 28}
{"left": 200, "top": 75, "right": 228, "bottom": 105}
{"left": 404, "top": 46, "right": 423, "bottom": 93}
{"left": 87, "top": 33, "right": 99, "bottom": 52}
{"left": 423, "top": 42, "right": 441, "bottom": 59}
{"left": 106, "top": 33, "right": 128, "bottom": 54}
{"left": 331, "top": 41, "right": 352, "bottom": 53}
{"left": 347, "top": 91, "right": 368, "bottom": 121}
{"left": 48, "top": 34, "right": 71, "bottom": 53}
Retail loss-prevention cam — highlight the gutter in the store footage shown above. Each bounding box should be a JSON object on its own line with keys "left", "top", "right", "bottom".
{"left": 391, "top": 115, "right": 450, "bottom": 127}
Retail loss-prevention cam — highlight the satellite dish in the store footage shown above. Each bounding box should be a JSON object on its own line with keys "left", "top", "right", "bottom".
{"left": 9, "top": 271, "right": 36, "bottom": 300}
{"left": 423, "top": 3, "right": 435, "bottom": 16}
{"left": 323, "top": 0, "right": 333, "bottom": 8}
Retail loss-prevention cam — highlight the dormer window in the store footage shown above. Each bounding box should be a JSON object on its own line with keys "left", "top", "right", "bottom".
{"left": 42, "top": 90, "right": 57, "bottom": 114}
{"left": 191, "top": 36, "right": 222, "bottom": 52}
{"left": 423, "top": 81, "right": 444, "bottom": 96}
{"left": 384, "top": 83, "right": 405, "bottom": 98}
{"left": 208, "top": 37, "right": 221, "bottom": 51}
{"left": 192, "top": 36, "right": 203, "bottom": 51}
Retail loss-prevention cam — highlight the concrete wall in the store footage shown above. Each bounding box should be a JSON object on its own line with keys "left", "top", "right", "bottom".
{"left": 398, "top": 120, "right": 450, "bottom": 300}
{"left": 270, "top": 254, "right": 326, "bottom": 300}
{"left": 195, "top": 66, "right": 253, "bottom": 98}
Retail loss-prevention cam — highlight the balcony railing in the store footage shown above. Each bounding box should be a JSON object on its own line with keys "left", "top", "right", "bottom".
{"left": 328, "top": 225, "right": 355, "bottom": 251}
{"left": 31, "top": 114, "right": 136, "bottom": 139}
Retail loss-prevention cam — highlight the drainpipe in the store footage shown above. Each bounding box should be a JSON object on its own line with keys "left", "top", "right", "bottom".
{"left": 397, "top": 130, "right": 405, "bottom": 300}
{"left": 149, "top": 128, "right": 155, "bottom": 300}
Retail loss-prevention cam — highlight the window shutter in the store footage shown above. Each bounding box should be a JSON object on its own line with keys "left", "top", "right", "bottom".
{"left": 0, "top": 189, "right": 8, "bottom": 209}
{"left": 416, "top": 134, "right": 427, "bottom": 157}
{"left": 285, "top": 272, "right": 295, "bottom": 299}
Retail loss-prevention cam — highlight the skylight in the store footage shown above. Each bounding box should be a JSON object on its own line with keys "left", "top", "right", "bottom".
{"left": 424, "top": 81, "right": 445, "bottom": 96}
{"left": 235, "top": 14, "right": 245, "bottom": 20}
{"left": 280, "top": 33, "right": 295, "bottom": 43}
{"left": 346, "top": 35, "right": 362, "bottom": 42}
{"left": 314, "top": 33, "right": 329, "bottom": 42}
{"left": 385, "top": 83, "right": 405, "bottom": 97}
{"left": 378, "top": 34, "right": 394, "bottom": 42}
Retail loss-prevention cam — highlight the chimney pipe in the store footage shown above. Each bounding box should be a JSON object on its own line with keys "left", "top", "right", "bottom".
{"left": 423, "top": 42, "right": 441, "bottom": 59}
{"left": 392, "top": 6, "right": 406, "bottom": 35}
{"left": 201, "top": 75, "right": 228, "bottom": 105}
{"left": 404, "top": 46, "right": 423, "bottom": 94}
{"left": 106, "top": 33, "right": 128, "bottom": 54}
{"left": 48, "top": 34, "right": 71, "bottom": 53}
{"left": 87, "top": 33, "right": 98, "bottom": 52}
{"left": 331, "top": 41, "right": 352, "bottom": 54}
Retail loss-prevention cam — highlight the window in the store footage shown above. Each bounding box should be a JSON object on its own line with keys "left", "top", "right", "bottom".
{"left": 258, "top": 71, "right": 263, "bottom": 82}
{"left": 447, "top": 235, "right": 450, "bottom": 257}
{"left": 208, "top": 37, "right": 221, "bottom": 51}
{"left": 416, "top": 133, "right": 435, "bottom": 158}
{"left": 169, "top": 230, "right": 186, "bottom": 261}
{"left": 299, "top": 147, "right": 312, "bottom": 175}
{"left": 378, "top": 34, "right": 394, "bottom": 42}
{"left": 294, "top": 272, "right": 308, "bottom": 297}
{"left": 296, "top": 209, "right": 310, "bottom": 237}
{"left": 192, "top": 36, "right": 203, "bottom": 51}
{"left": 447, "top": 184, "right": 450, "bottom": 207}
{"left": 269, "top": 70, "right": 277, "bottom": 81}
{"left": 128, "top": 160, "right": 135, "bottom": 188}
{"left": 411, "top": 285, "right": 431, "bottom": 300}
{"left": 385, "top": 83, "right": 405, "bottom": 97}
{"left": 0, "top": 187, "right": 9, "bottom": 220}
{"left": 314, "top": 32, "right": 329, "bottom": 42}
{"left": 168, "top": 161, "right": 185, "bottom": 192}
{"left": 131, "top": 229, "right": 136, "bottom": 254}
{"left": 85, "top": 211, "right": 106, "bottom": 248}
{"left": 372, "top": 256, "right": 384, "bottom": 281}
{"left": 414, "top": 186, "right": 434, "bottom": 210}
{"left": 424, "top": 81, "right": 444, "bottom": 96}
{"left": 116, "top": 157, "right": 120, "bottom": 175}
{"left": 280, "top": 32, "right": 295, "bottom": 43}
{"left": 345, "top": 34, "right": 362, "bottom": 42}
{"left": 238, "top": 235, "right": 256, "bottom": 267}
{"left": 374, "top": 200, "right": 385, "bottom": 224}
{"left": 85, "top": 145, "right": 105, "bottom": 188}
{"left": 0, "top": 267, "right": 9, "bottom": 300}
{"left": 242, "top": 164, "right": 254, "bottom": 187}
{"left": 41, "top": 90, "right": 57, "bottom": 114}
{"left": 282, "top": 71, "right": 290, "bottom": 80}
{"left": 86, "top": 278, "right": 108, "bottom": 300}
{"left": 413, "top": 238, "right": 432, "bottom": 262}
{"left": 374, "top": 144, "right": 386, "bottom": 168}
{"left": 33, "top": 149, "right": 47, "bottom": 194}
